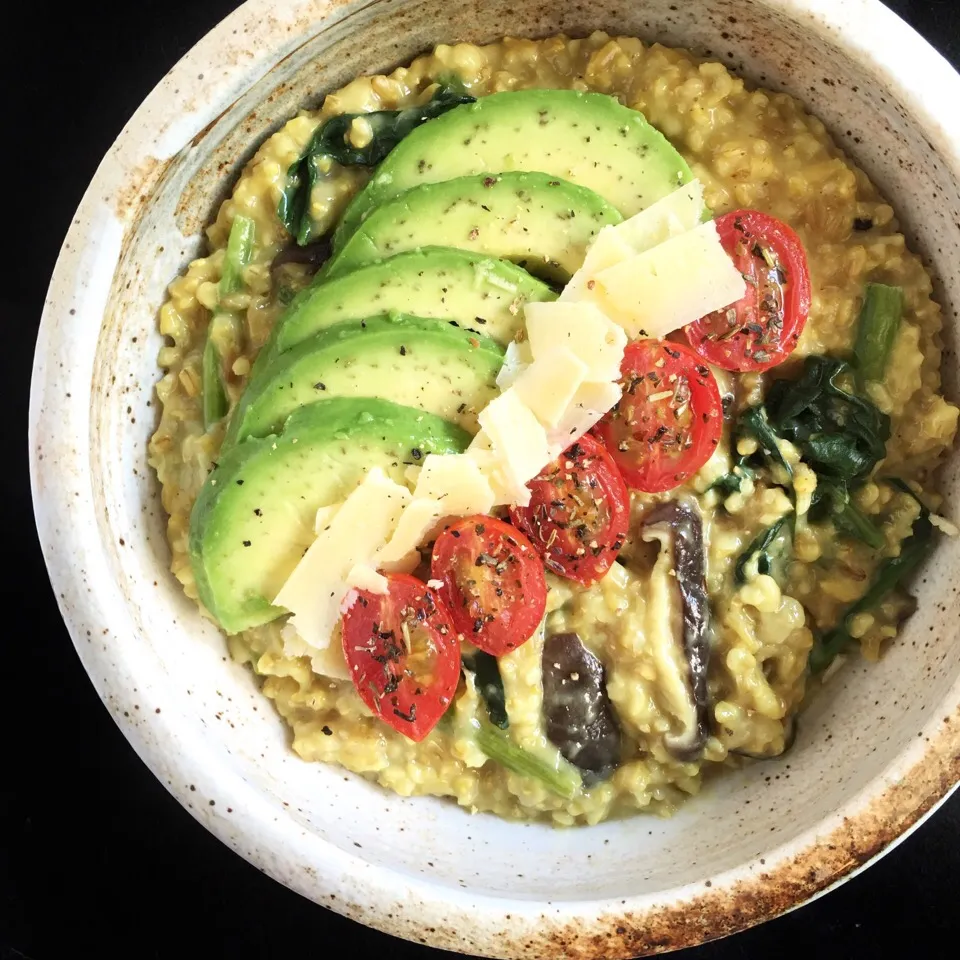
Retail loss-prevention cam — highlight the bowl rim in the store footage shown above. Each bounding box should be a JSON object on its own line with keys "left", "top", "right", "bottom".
{"left": 29, "top": 0, "right": 960, "bottom": 956}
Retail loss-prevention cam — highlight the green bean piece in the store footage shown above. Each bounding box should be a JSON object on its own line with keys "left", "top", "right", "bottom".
{"left": 220, "top": 215, "right": 256, "bottom": 296}
{"left": 854, "top": 282, "right": 904, "bottom": 383}
{"left": 474, "top": 722, "right": 581, "bottom": 800}
{"left": 202, "top": 335, "right": 228, "bottom": 429}
{"left": 809, "top": 506, "right": 934, "bottom": 673}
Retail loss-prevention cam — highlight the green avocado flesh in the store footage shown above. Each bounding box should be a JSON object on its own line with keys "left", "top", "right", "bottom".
{"left": 189, "top": 398, "right": 470, "bottom": 634}
{"left": 333, "top": 89, "right": 692, "bottom": 248}
{"left": 260, "top": 247, "right": 554, "bottom": 369}
{"left": 323, "top": 172, "right": 622, "bottom": 283}
{"left": 224, "top": 315, "right": 503, "bottom": 446}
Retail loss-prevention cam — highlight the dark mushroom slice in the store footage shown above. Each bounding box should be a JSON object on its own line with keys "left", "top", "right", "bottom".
{"left": 641, "top": 499, "right": 711, "bottom": 761}
{"left": 541, "top": 632, "right": 621, "bottom": 786}
{"left": 270, "top": 237, "right": 333, "bottom": 278}
{"left": 730, "top": 715, "right": 797, "bottom": 760}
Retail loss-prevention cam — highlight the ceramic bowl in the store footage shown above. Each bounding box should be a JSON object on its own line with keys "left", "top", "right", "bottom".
{"left": 29, "top": 0, "right": 960, "bottom": 956}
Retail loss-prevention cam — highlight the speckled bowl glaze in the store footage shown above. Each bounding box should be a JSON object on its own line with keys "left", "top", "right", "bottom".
{"left": 29, "top": 0, "right": 960, "bottom": 955}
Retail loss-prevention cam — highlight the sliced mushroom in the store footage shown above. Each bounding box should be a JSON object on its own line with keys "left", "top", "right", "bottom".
{"left": 641, "top": 499, "right": 711, "bottom": 761}
{"left": 270, "top": 237, "right": 332, "bottom": 277}
{"left": 541, "top": 632, "right": 621, "bottom": 785}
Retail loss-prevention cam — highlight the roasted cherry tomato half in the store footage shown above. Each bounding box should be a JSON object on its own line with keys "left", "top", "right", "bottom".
{"left": 684, "top": 209, "right": 811, "bottom": 372}
{"left": 595, "top": 339, "right": 723, "bottom": 493}
{"left": 431, "top": 515, "right": 546, "bottom": 656}
{"left": 509, "top": 435, "right": 630, "bottom": 586}
{"left": 340, "top": 573, "right": 460, "bottom": 742}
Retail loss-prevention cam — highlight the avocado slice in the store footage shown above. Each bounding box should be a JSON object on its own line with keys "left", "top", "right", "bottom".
{"left": 333, "top": 89, "right": 692, "bottom": 248}
{"left": 189, "top": 398, "right": 469, "bottom": 634}
{"left": 261, "top": 248, "right": 554, "bottom": 369}
{"left": 224, "top": 314, "right": 503, "bottom": 447}
{"left": 323, "top": 172, "right": 621, "bottom": 283}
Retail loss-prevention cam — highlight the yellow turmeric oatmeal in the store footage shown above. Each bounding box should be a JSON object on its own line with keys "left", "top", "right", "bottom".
{"left": 149, "top": 33, "right": 958, "bottom": 825}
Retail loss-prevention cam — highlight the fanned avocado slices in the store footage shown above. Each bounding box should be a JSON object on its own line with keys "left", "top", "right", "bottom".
{"left": 259, "top": 247, "right": 554, "bottom": 371}
{"left": 224, "top": 314, "right": 503, "bottom": 447}
{"left": 323, "top": 172, "right": 622, "bottom": 283}
{"left": 332, "top": 89, "right": 692, "bottom": 248}
{"left": 189, "top": 398, "right": 470, "bottom": 634}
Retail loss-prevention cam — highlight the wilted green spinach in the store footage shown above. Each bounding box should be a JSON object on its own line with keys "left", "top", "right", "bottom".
{"left": 278, "top": 83, "right": 475, "bottom": 246}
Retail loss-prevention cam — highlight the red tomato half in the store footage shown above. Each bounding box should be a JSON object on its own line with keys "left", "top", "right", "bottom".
{"left": 683, "top": 210, "right": 811, "bottom": 372}
{"left": 595, "top": 339, "right": 723, "bottom": 493}
{"left": 430, "top": 515, "right": 546, "bottom": 656}
{"left": 509, "top": 435, "right": 630, "bottom": 586}
{"left": 340, "top": 573, "right": 460, "bottom": 742}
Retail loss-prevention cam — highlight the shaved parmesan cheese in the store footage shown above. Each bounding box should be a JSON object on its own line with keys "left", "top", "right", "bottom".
{"left": 281, "top": 621, "right": 350, "bottom": 680}
{"left": 414, "top": 454, "right": 496, "bottom": 513}
{"left": 346, "top": 564, "right": 389, "bottom": 594}
{"left": 495, "top": 339, "right": 533, "bottom": 391}
{"left": 375, "top": 454, "right": 499, "bottom": 569}
{"left": 375, "top": 498, "right": 446, "bottom": 572}
{"left": 524, "top": 301, "right": 627, "bottom": 382}
{"left": 589, "top": 220, "right": 746, "bottom": 338}
{"left": 314, "top": 502, "right": 342, "bottom": 535}
{"left": 273, "top": 467, "right": 410, "bottom": 674}
{"left": 562, "top": 180, "right": 704, "bottom": 302}
{"left": 611, "top": 179, "right": 704, "bottom": 252}
{"left": 512, "top": 347, "right": 589, "bottom": 427}
{"left": 477, "top": 388, "right": 551, "bottom": 496}
{"left": 547, "top": 380, "right": 623, "bottom": 453}
{"left": 467, "top": 432, "right": 534, "bottom": 506}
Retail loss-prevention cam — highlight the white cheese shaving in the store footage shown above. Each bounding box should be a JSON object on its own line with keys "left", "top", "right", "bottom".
{"left": 375, "top": 498, "right": 445, "bottom": 572}
{"left": 467, "top": 432, "right": 533, "bottom": 506}
{"left": 413, "top": 454, "right": 496, "bottom": 512}
{"left": 273, "top": 467, "right": 410, "bottom": 674}
{"left": 495, "top": 339, "right": 534, "bottom": 391}
{"left": 546, "top": 380, "right": 623, "bottom": 454}
{"left": 523, "top": 301, "right": 627, "bottom": 383}
{"left": 314, "top": 502, "right": 342, "bottom": 535}
{"left": 345, "top": 563, "right": 389, "bottom": 594}
{"left": 587, "top": 220, "right": 746, "bottom": 338}
{"left": 477, "top": 388, "right": 551, "bottom": 498}
{"left": 280, "top": 621, "right": 350, "bottom": 680}
{"left": 375, "top": 454, "right": 498, "bottom": 569}
{"left": 562, "top": 180, "right": 704, "bottom": 302}
{"left": 512, "top": 346, "right": 589, "bottom": 428}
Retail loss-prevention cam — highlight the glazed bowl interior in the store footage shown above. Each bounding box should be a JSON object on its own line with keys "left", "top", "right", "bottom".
{"left": 32, "top": 0, "right": 960, "bottom": 953}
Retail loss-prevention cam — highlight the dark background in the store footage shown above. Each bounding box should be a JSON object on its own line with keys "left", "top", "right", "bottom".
{"left": 5, "top": 1, "right": 959, "bottom": 958}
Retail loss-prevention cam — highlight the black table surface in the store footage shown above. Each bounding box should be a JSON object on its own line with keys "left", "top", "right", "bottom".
{"left": 6, "top": 1, "right": 960, "bottom": 957}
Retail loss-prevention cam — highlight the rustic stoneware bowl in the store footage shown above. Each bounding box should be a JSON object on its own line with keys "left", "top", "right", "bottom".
{"left": 29, "top": 0, "right": 960, "bottom": 955}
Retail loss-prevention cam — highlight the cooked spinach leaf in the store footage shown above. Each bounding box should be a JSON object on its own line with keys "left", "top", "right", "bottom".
{"left": 463, "top": 651, "right": 508, "bottom": 729}
{"left": 709, "top": 464, "right": 752, "bottom": 497}
{"left": 764, "top": 355, "right": 890, "bottom": 482}
{"left": 809, "top": 498, "right": 934, "bottom": 673}
{"left": 279, "top": 83, "right": 475, "bottom": 246}
{"left": 738, "top": 405, "right": 794, "bottom": 479}
{"left": 730, "top": 354, "right": 892, "bottom": 570}
{"left": 734, "top": 514, "right": 794, "bottom": 585}
{"left": 809, "top": 476, "right": 885, "bottom": 550}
